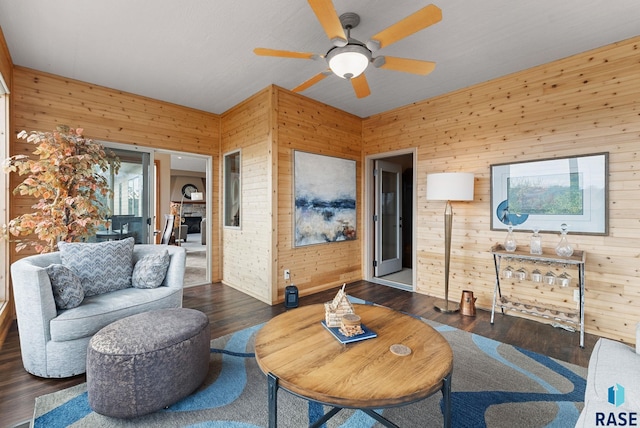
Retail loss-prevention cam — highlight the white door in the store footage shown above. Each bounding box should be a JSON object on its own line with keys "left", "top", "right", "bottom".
{"left": 374, "top": 160, "right": 403, "bottom": 277}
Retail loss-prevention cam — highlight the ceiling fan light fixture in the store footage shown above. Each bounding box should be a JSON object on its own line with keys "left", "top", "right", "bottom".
{"left": 326, "top": 44, "right": 371, "bottom": 79}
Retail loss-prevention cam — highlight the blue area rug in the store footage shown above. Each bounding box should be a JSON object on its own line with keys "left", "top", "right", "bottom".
{"left": 32, "top": 299, "right": 586, "bottom": 427}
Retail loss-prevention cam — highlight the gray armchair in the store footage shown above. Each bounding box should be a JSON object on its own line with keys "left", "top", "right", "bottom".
{"left": 10, "top": 245, "right": 186, "bottom": 378}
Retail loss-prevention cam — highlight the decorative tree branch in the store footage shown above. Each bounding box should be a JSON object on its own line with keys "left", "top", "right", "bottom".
{"left": 2, "top": 125, "right": 120, "bottom": 253}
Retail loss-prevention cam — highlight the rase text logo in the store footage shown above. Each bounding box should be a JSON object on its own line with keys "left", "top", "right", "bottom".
{"left": 596, "top": 384, "right": 637, "bottom": 427}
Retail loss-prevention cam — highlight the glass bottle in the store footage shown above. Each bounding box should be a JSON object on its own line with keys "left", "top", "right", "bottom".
{"left": 504, "top": 226, "right": 517, "bottom": 252}
{"left": 530, "top": 227, "right": 542, "bottom": 255}
{"left": 555, "top": 223, "right": 573, "bottom": 257}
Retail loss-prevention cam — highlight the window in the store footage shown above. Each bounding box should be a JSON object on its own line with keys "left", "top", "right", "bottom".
{"left": 97, "top": 146, "right": 152, "bottom": 244}
{"left": 224, "top": 150, "right": 241, "bottom": 228}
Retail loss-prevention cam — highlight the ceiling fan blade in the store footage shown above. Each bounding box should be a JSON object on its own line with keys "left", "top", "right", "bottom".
{"left": 373, "top": 56, "right": 436, "bottom": 75}
{"left": 368, "top": 4, "right": 442, "bottom": 51}
{"left": 292, "top": 71, "right": 332, "bottom": 93}
{"left": 307, "top": 0, "right": 348, "bottom": 46}
{"left": 351, "top": 74, "right": 371, "bottom": 98}
{"left": 254, "top": 48, "right": 317, "bottom": 60}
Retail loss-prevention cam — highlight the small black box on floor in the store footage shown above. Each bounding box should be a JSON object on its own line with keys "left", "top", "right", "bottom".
{"left": 285, "top": 285, "right": 299, "bottom": 308}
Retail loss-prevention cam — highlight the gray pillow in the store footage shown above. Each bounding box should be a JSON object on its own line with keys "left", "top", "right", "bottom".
{"left": 58, "top": 237, "right": 135, "bottom": 297}
{"left": 45, "top": 264, "right": 84, "bottom": 310}
{"left": 132, "top": 250, "right": 171, "bottom": 289}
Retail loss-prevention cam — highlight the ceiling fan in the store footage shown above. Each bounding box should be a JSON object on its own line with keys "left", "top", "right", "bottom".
{"left": 254, "top": 0, "right": 442, "bottom": 99}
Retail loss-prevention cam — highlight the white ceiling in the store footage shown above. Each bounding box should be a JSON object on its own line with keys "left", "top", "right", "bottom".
{"left": 1, "top": 1, "right": 639, "bottom": 118}
{"left": 171, "top": 154, "right": 206, "bottom": 173}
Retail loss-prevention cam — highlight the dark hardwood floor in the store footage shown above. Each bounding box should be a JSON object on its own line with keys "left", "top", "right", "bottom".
{"left": 0, "top": 280, "right": 600, "bottom": 427}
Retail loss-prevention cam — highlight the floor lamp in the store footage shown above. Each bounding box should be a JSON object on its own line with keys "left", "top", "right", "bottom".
{"left": 178, "top": 191, "right": 203, "bottom": 245}
{"left": 426, "top": 172, "right": 475, "bottom": 313}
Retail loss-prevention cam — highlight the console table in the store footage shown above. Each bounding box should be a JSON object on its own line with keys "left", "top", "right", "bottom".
{"left": 490, "top": 244, "right": 586, "bottom": 348}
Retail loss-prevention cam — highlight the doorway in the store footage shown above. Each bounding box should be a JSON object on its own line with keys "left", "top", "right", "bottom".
{"left": 161, "top": 151, "right": 212, "bottom": 287}
{"left": 365, "top": 150, "right": 415, "bottom": 290}
{"left": 97, "top": 144, "right": 211, "bottom": 287}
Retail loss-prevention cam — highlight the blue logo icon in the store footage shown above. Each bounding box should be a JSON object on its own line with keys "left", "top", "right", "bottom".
{"left": 608, "top": 384, "right": 625, "bottom": 407}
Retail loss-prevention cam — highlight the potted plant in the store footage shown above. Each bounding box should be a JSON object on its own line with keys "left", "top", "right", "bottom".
{"left": 2, "top": 125, "right": 120, "bottom": 253}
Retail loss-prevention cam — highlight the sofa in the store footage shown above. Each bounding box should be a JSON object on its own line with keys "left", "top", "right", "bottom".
{"left": 10, "top": 241, "right": 186, "bottom": 378}
{"left": 576, "top": 324, "right": 640, "bottom": 426}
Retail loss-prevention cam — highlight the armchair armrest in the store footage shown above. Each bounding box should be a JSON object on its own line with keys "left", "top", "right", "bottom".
{"left": 132, "top": 244, "right": 186, "bottom": 290}
{"left": 10, "top": 253, "right": 62, "bottom": 370}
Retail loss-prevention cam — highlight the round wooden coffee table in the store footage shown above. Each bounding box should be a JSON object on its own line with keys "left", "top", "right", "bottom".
{"left": 254, "top": 303, "right": 453, "bottom": 428}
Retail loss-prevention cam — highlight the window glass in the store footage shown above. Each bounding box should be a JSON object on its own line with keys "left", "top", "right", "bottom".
{"left": 224, "top": 150, "right": 241, "bottom": 227}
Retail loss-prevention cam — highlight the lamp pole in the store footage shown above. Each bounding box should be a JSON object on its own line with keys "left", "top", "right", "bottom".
{"left": 177, "top": 191, "right": 203, "bottom": 246}
{"left": 177, "top": 194, "right": 185, "bottom": 246}
{"left": 438, "top": 200, "right": 457, "bottom": 312}
{"left": 426, "top": 172, "right": 475, "bottom": 313}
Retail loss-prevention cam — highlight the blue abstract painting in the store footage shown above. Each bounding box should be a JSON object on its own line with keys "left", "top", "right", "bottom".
{"left": 294, "top": 151, "right": 356, "bottom": 247}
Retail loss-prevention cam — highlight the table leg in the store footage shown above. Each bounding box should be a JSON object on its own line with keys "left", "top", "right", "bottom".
{"left": 361, "top": 409, "right": 400, "bottom": 428}
{"left": 441, "top": 372, "right": 452, "bottom": 428}
{"left": 310, "top": 407, "right": 342, "bottom": 428}
{"left": 268, "top": 373, "right": 278, "bottom": 428}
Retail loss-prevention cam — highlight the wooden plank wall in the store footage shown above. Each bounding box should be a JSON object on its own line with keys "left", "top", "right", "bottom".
{"left": 0, "top": 27, "right": 10, "bottom": 84}
{"left": 9, "top": 67, "right": 222, "bottom": 280}
{"left": 363, "top": 35, "right": 640, "bottom": 344}
{"left": 275, "top": 88, "right": 362, "bottom": 302}
{"left": 220, "top": 88, "right": 273, "bottom": 303}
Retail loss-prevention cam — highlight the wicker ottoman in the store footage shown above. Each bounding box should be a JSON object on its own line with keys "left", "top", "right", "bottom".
{"left": 87, "top": 308, "right": 210, "bottom": 418}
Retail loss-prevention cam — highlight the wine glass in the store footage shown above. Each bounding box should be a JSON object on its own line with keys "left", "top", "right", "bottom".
{"left": 531, "top": 267, "right": 543, "bottom": 283}
{"left": 557, "top": 265, "right": 572, "bottom": 287}
{"left": 502, "top": 265, "right": 514, "bottom": 279}
{"left": 544, "top": 270, "right": 556, "bottom": 286}
{"left": 515, "top": 266, "right": 528, "bottom": 281}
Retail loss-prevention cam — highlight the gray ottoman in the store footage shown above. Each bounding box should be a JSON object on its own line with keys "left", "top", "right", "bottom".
{"left": 87, "top": 308, "right": 210, "bottom": 418}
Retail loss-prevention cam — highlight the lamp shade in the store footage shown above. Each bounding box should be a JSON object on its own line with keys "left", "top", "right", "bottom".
{"left": 326, "top": 44, "right": 371, "bottom": 79}
{"left": 190, "top": 192, "right": 204, "bottom": 201}
{"left": 426, "top": 172, "right": 474, "bottom": 201}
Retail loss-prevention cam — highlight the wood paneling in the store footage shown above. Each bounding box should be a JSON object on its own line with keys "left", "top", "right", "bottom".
{"left": 218, "top": 86, "right": 362, "bottom": 305}
{"left": 0, "top": 26, "right": 10, "bottom": 87}
{"left": 220, "top": 88, "right": 273, "bottom": 303}
{"left": 275, "top": 88, "right": 362, "bottom": 303}
{"left": 9, "top": 67, "right": 221, "bottom": 281}
{"left": 5, "top": 31, "right": 639, "bottom": 345}
{"left": 363, "top": 35, "right": 640, "bottom": 344}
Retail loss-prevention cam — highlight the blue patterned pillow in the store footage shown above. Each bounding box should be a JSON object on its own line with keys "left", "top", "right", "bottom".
{"left": 132, "top": 250, "right": 171, "bottom": 289}
{"left": 58, "top": 237, "right": 135, "bottom": 297}
{"left": 46, "top": 264, "right": 85, "bottom": 310}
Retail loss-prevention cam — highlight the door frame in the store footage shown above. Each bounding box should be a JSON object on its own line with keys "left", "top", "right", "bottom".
{"left": 155, "top": 149, "right": 213, "bottom": 286}
{"left": 364, "top": 148, "right": 417, "bottom": 290}
{"left": 374, "top": 159, "right": 403, "bottom": 277}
